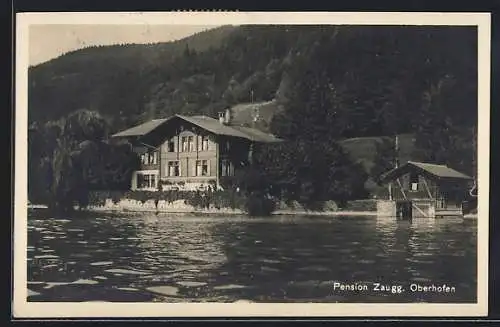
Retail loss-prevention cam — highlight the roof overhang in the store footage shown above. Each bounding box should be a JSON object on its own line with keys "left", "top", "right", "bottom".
{"left": 111, "top": 118, "right": 169, "bottom": 138}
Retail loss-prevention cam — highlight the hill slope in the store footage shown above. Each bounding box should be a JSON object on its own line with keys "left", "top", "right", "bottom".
{"left": 29, "top": 25, "right": 477, "bottom": 138}
{"left": 28, "top": 24, "right": 478, "bottom": 180}
{"left": 340, "top": 134, "right": 416, "bottom": 195}
{"left": 340, "top": 134, "right": 415, "bottom": 173}
{"left": 28, "top": 25, "right": 238, "bottom": 125}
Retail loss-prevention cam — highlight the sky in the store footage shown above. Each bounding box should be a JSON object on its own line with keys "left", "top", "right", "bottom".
{"left": 29, "top": 25, "right": 215, "bottom": 66}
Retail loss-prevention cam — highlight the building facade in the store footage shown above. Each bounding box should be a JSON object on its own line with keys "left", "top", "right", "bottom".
{"left": 112, "top": 109, "right": 281, "bottom": 192}
{"left": 378, "top": 161, "right": 473, "bottom": 218}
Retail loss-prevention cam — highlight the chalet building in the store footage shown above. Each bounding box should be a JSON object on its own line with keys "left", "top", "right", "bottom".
{"left": 111, "top": 108, "right": 282, "bottom": 192}
{"left": 378, "top": 161, "right": 473, "bottom": 219}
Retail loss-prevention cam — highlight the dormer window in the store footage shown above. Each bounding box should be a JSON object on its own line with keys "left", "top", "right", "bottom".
{"left": 218, "top": 112, "right": 225, "bottom": 124}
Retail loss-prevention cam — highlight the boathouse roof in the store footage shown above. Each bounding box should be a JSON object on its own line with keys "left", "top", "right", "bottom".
{"left": 380, "top": 161, "right": 473, "bottom": 183}
{"left": 111, "top": 114, "right": 282, "bottom": 143}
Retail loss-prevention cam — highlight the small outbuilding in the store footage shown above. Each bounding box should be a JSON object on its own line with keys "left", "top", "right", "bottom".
{"left": 378, "top": 161, "right": 473, "bottom": 219}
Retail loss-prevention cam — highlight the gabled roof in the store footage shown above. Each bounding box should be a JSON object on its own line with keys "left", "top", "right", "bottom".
{"left": 111, "top": 119, "right": 168, "bottom": 137}
{"left": 176, "top": 115, "right": 252, "bottom": 139}
{"left": 111, "top": 114, "right": 282, "bottom": 143}
{"left": 380, "top": 160, "right": 472, "bottom": 183}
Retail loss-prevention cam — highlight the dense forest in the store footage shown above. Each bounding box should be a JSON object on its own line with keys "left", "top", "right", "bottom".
{"left": 27, "top": 25, "right": 478, "bottom": 212}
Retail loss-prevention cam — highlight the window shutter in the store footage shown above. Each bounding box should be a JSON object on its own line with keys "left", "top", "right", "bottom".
{"left": 207, "top": 160, "right": 211, "bottom": 176}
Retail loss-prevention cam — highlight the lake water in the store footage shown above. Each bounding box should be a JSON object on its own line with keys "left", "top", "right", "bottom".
{"left": 26, "top": 210, "right": 477, "bottom": 303}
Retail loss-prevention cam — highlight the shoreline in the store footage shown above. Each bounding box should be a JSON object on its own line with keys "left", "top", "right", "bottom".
{"left": 86, "top": 206, "right": 379, "bottom": 217}
{"left": 272, "top": 210, "right": 377, "bottom": 217}
{"left": 27, "top": 204, "right": 474, "bottom": 219}
{"left": 28, "top": 204, "right": 377, "bottom": 217}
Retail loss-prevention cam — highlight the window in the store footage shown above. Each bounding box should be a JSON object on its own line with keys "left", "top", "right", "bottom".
{"left": 168, "top": 141, "right": 175, "bottom": 152}
{"left": 136, "top": 173, "right": 157, "bottom": 189}
{"left": 226, "top": 141, "right": 231, "bottom": 151}
{"left": 141, "top": 151, "right": 158, "bottom": 165}
{"left": 148, "top": 151, "right": 158, "bottom": 165}
{"left": 201, "top": 136, "right": 209, "bottom": 151}
{"left": 167, "top": 161, "right": 180, "bottom": 177}
{"left": 221, "top": 159, "right": 234, "bottom": 177}
{"left": 143, "top": 174, "right": 150, "bottom": 187}
{"left": 196, "top": 160, "right": 209, "bottom": 176}
{"left": 188, "top": 136, "right": 195, "bottom": 152}
{"left": 181, "top": 136, "right": 188, "bottom": 152}
{"left": 137, "top": 174, "right": 144, "bottom": 188}
{"left": 410, "top": 172, "right": 419, "bottom": 191}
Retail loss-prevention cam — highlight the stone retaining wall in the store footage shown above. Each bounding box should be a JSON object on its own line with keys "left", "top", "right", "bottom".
{"left": 88, "top": 198, "right": 244, "bottom": 214}
{"left": 376, "top": 200, "right": 397, "bottom": 217}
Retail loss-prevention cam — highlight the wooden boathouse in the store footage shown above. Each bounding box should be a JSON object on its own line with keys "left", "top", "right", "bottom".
{"left": 377, "top": 161, "right": 473, "bottom": 219}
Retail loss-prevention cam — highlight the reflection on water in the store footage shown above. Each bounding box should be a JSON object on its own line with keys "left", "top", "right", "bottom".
{"left": 27, "top": 210, "right": 477, "bottom": 303}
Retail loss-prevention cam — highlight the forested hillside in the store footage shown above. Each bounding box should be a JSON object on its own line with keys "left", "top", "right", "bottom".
{"left": 27, "top": 25, "right": 478, "bottom": 211}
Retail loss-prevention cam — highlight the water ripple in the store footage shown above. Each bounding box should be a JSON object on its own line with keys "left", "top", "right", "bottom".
{"left": 27, "top": 212, "right": 477, "bottom": 303}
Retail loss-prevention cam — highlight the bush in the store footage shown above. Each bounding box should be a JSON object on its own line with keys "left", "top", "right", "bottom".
{"left": 322, "top": 200, "right": 339, "bottom": 212}
{"left": 245, "top": 191, "right": 276, "bottom": 216}
{"left": 121, "top": 189, "right": 247, "bottom": 211}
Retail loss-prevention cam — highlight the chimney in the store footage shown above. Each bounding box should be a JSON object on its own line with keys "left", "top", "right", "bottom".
{"left": 218, "top": 112, "right": 225, "bottom": 124}
{"left": 224, "top": 108, "right": 231, "bottom": 125}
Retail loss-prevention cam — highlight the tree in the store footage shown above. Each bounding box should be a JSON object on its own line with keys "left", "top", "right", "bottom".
{"left": 28, "top": 109, "right": 139, "bottom": 213}
{"left": 412, "top": 74, "right": 476, "bottom": 176}
{"left": 371, "top": 137, "right": 397, "bottom": 185}
{"left": 251, "top": 139, "right": 369, "bottom": 209}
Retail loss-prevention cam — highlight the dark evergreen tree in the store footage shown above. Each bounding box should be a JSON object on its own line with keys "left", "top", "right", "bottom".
{"left": 371, "top": 137, "right": 397, "bottom": 185}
